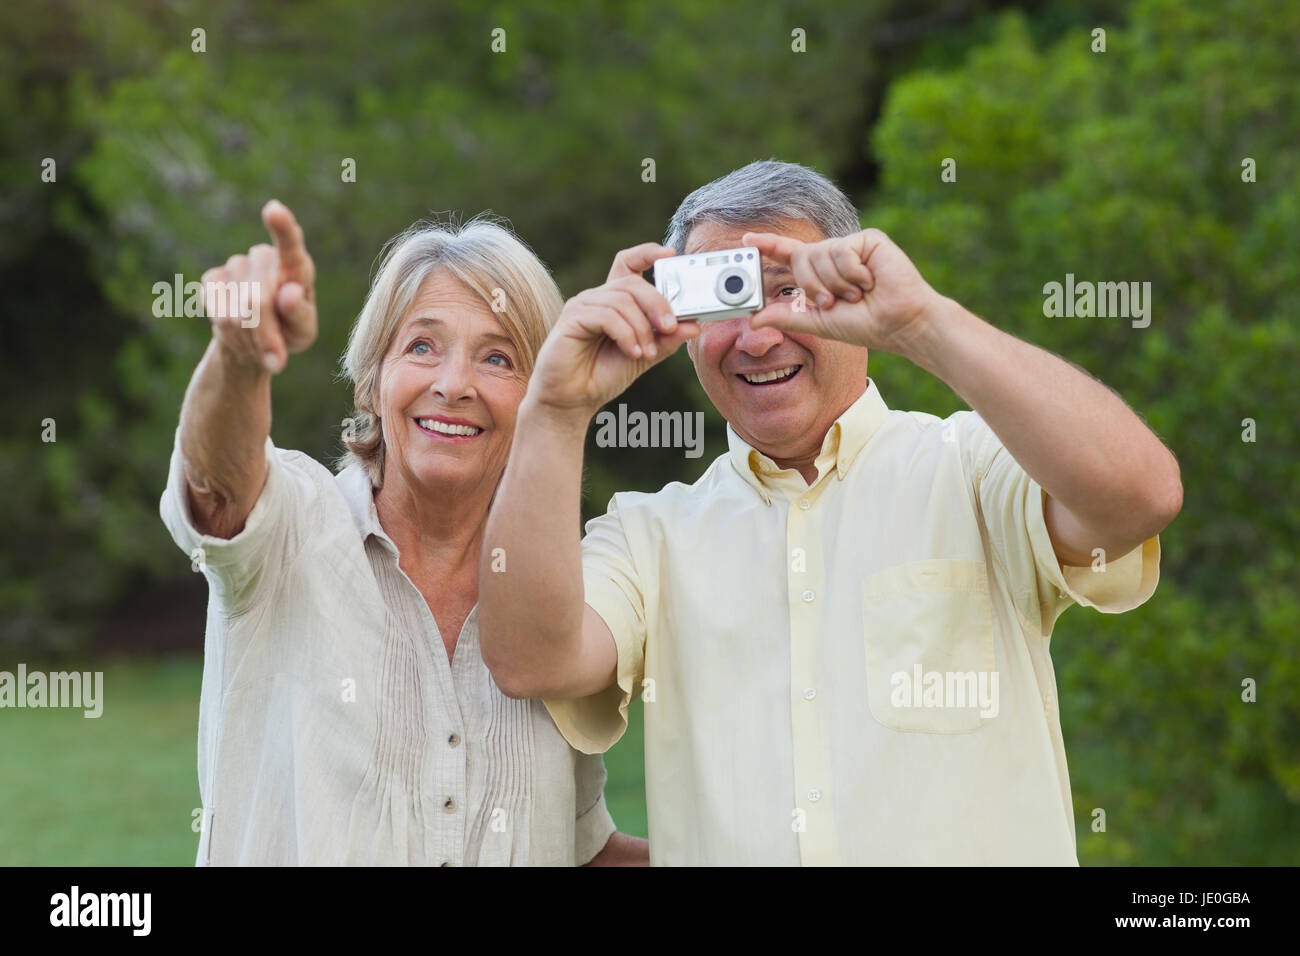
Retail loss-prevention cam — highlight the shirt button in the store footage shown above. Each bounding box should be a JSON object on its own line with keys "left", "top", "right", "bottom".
{"left": 808, "top": 789, "right": 822, "bottom": 802}
{"left": 798, "top": 498, "right": 811, "bottom": 510}
{"left": 443, "top": 797, "right": 456, "bottom": 813}
{"left": 448, "top": 732, "right": 461, "bottom": 747}
{"left": 801, "top": 589, "right": 815, "bottom": 603}
{"left": 802, "top": 687, "right": 816, "bottom": 701}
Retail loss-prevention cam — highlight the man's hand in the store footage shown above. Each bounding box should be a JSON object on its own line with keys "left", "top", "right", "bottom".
{"left": 481, "top": 244, "right": 699, "bottom": 702}
{"left": 201, "top": 199, "right": 318, "bottom": 374}
{"left": 743, "top": 227, "right": 941, "bottom": 356}
{"left": 526, "top": 243, "right": 700, "bottom": 417}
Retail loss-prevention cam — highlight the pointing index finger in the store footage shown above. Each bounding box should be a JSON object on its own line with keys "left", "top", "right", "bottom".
{"left": 262, "top": 200, "right": 314, "bottom": 294}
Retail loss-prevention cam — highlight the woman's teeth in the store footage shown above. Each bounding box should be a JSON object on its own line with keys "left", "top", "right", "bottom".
{"left": 742, "top": 365, "right": 799, "bottom": 384}
{"left": 417, "top": 419, "right": 482, "bottom": 436}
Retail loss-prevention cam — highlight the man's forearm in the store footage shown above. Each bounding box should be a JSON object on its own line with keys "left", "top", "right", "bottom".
{"left": 479, "top": 395, "right": 592, "bottom": 696}
{"left": 897, "top": 296, "right": 1182, "bottom": 554}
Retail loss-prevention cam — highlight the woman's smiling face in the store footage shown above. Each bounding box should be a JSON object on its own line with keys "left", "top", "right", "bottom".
{"left": 378, "top": 271, "right": 527, "bottom": 496}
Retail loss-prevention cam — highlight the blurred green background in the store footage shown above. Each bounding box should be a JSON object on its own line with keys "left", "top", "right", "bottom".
{"left": 1, "top": 0, "right": 1296, "bottom": 864}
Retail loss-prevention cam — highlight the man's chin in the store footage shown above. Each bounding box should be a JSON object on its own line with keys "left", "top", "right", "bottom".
{"left": 731, "top": 412, "right": 815, "bottom": 456}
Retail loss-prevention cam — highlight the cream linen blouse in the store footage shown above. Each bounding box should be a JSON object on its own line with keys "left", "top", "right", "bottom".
{"left": 160, "top": 432, "right": 615, "bottom": 866}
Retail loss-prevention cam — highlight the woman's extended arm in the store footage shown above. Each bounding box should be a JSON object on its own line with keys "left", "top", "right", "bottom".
{"left": 180, "top": 200, "right": 317, "bottom": 538}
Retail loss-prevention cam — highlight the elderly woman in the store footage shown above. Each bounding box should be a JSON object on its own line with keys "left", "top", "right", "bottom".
{"left": 160, "top": 200, "right": 646, "bottom": 866}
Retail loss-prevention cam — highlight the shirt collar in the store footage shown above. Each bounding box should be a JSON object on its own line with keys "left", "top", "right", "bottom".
{"left": 336, "top": 461, "right": 393, "bottom": 546}
{"left": 726, "top": 378, "right": 890, "bottom": 503}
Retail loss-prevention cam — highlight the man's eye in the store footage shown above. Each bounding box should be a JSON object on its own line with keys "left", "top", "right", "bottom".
{"left": 777, "top": 286, "right": 799, "bottom": 297}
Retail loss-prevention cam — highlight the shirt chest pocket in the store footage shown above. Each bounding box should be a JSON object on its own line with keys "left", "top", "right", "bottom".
{"left": 861, "top": 559, "right": 997, "bottom": 734}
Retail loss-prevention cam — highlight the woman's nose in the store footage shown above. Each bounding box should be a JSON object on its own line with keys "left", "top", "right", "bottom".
{"left": 430, "top": 352, "right": 476, "bottom": 401}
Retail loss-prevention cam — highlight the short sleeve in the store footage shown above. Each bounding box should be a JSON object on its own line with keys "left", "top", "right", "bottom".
{"left": 543, "top": 495, "right": 647, "bottom": 755}
{"left": 963, "top": 414, "right": 1161, "bottom": 636}
{"left": 572, "top": 752, "right": 617, "bottom": 865}
{"left": 158, "top": 427, "right": 319, "bottom": 614}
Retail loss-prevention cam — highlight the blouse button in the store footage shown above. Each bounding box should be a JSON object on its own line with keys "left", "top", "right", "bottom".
{"left": 443, "top": 797, "right": 456, "bottom": 813}
{"left": 448, "top": 732, "right": 461, "bottom": 747}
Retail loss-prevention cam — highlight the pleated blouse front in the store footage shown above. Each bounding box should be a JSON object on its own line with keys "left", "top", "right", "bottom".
{"left": 159, "top": 434, "right": 615, "bottom": 866}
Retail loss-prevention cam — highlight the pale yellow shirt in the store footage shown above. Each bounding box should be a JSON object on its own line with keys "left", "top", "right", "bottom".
{"left": 160, "top": 433, "right": 615, "bottom": 866}
{"left": 546, "top": 379, "right": 1160, "bottom": 865}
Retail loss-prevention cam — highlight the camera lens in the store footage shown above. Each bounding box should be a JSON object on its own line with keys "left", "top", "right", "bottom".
{"left": 715, "top": 266, "right": 752, "bottom": 306}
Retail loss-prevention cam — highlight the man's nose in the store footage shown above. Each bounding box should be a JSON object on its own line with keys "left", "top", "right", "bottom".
{"left": 733, "top": 315, "right": 785, "bottom": 356}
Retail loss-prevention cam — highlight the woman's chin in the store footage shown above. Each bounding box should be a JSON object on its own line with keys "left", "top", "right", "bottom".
{"left": 398, "top": 453, "right": 488, "bottom": 493}
{"left": 412, "top": 461, "right": 472, "bottom": 488}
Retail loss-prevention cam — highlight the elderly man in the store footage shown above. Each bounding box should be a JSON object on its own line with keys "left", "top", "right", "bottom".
{"left": 480, "top": 160, "right": 1180, "bottom": 865}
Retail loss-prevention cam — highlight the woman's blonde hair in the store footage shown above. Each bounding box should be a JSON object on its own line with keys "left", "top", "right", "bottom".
{"left": 338, "top": 213, "right": 562, "bottom": 487}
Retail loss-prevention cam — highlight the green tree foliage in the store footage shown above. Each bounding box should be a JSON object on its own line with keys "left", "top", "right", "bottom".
{"left": 865, "top": 0, "right": 1299, "bottom": 861}
{"left": 0, "top": 0, "right": 185, "bottom": 655}
{"left": 6, "top": 0, "right": 1008, "bottom": 653}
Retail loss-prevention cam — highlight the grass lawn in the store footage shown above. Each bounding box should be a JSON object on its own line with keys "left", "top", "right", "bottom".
{"left": 598, "top": 696, "right": 648, "bottom": 839}
{"left": 0, "top": 655, "right": 647, "bottom": 864}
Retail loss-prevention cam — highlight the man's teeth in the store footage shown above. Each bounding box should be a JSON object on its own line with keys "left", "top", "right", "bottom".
{"left": 742, "top": 365, "right": 799, "bottom": 384}
{"left": 417, "top": 419, "right": 482, "bottom": 436}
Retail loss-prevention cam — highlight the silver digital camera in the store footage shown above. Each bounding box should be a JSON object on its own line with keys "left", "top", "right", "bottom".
{"left": 651, "top": 246, "right": 764, "bottom": 321}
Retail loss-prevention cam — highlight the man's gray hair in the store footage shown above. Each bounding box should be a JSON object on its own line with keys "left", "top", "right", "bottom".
{"left": 664, "top": 159, "right": 862, "bottom": 253}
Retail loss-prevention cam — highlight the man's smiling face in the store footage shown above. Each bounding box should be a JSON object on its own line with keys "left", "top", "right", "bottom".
{"left": 684, "top": 217, "right": 870, "bottom": 468}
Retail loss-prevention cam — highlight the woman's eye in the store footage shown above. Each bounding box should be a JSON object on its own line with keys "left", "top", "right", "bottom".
{"left": 778, "top": 286, "right": 800, "bottom": 297}
{"left": 410, "top": 341, "right": 431, "bottom": 355}
{"left": 486, "top": 352, "right": 512, "bottom": 368}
